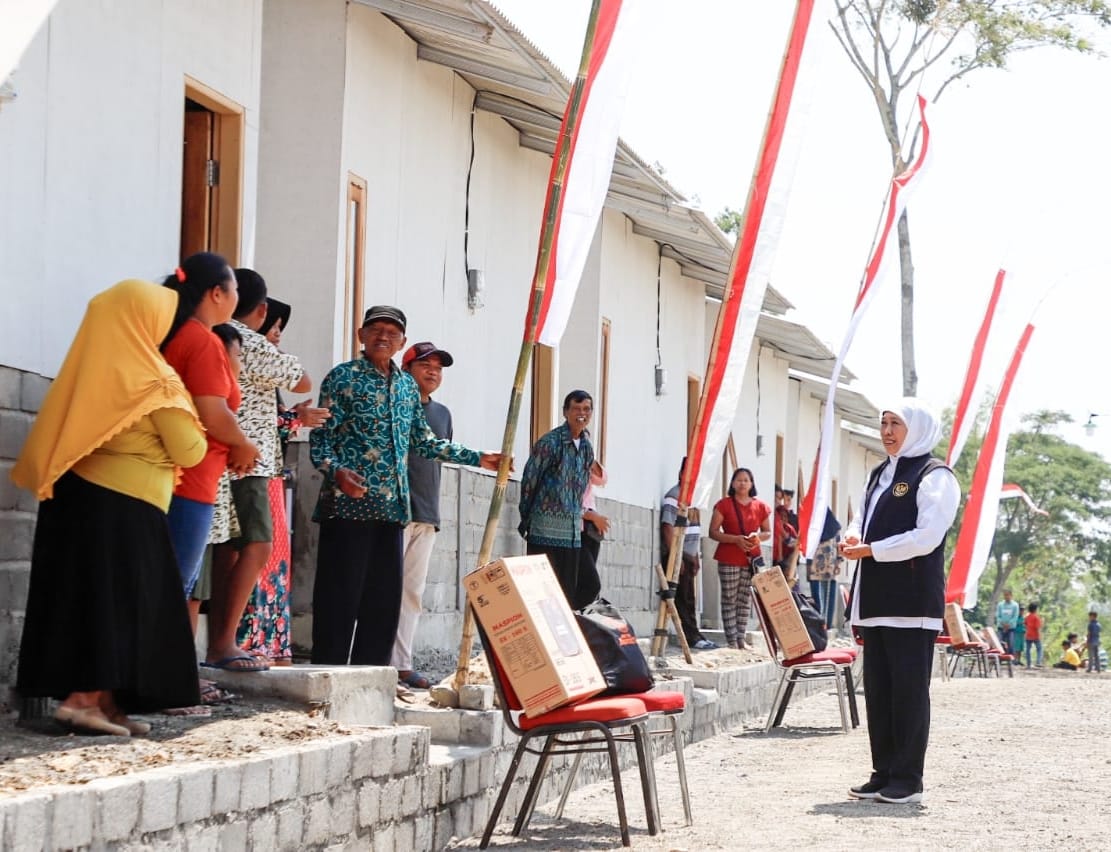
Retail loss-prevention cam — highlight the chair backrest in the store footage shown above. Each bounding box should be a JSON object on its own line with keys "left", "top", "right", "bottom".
{"left": 750, "top": 589, "right": 784, "bottom": 663}
{"left": 472, "top": 610, "right": 524, "bottom": 712}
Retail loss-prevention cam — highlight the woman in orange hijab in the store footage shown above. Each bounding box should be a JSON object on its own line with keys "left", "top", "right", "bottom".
{"left": 11, "top": 279, "right": 206, "bottom": 736}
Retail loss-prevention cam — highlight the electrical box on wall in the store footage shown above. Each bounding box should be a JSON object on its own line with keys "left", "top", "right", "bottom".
{"left": 467, "top": 268, "right": 485, "bottom": 310}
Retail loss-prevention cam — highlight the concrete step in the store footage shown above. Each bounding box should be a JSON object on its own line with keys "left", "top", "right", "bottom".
{"left": 199, "top": 664, "right": 396, "bottom": 726}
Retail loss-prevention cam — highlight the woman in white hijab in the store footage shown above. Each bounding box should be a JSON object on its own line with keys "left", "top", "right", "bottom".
{"left": 839, "top": 398, "right": 960, "bottom": 804}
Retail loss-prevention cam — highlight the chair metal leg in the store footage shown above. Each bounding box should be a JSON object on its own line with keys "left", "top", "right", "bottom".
{"left": 514, "top": 734, "right": 556, "bottom": 835}
{"left": 669, "top": 715, "right": 693, "bottom": 826}
{"left": 602, "top": 728, "right": 632, "bottom": 847}
{"left": 772, "top": 673, "right": 798, "bottom": 729}
{"left": 765, "top": 669, "right": 791, "bottom": 732}
{"left": 552, "top": 739, "right": 585, "bottom": 819}
{"left": 843, "top": 668, "right": 860, "bottom": 727}
{"left": 632, "top": 722, "right": 659, "bottom": 836}
{"left": 832, "top": 666, "right": 849, "bottom": 733}
{"left": 482, "top": 737, "right": 531, "bottom": 849}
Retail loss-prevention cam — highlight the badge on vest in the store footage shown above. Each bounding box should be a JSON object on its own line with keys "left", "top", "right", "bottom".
{"left": 893, "top": 482, "right": 910, "bottom": 497}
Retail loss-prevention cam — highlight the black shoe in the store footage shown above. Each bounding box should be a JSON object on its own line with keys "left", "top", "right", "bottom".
{"left": 875, "top": 786, "right": 923, "bottom": 804}
{"left": 848, "top": 780, "right": 886, "bottom": 800}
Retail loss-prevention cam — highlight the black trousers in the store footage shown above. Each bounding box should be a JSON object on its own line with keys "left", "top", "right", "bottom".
{"left": 526, "top": 542, "right": 581, "bottom": 607}
{"left": 311, "top": 518, "right": 404, "bottom": 665}
{"left": 858, "top": 626, "right": 938, "bottom": 792}
{"left": 575, "top": 525, "right": 603, "bottom": 609}
{"left": 675, "top": 554, "right": 704, "bottom": 644}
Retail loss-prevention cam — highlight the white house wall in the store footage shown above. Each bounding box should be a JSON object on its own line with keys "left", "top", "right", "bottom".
{"left": 0, "top": 0, "right": 263, "bottom": 379}
{"left": 333, "top": 4, "right": 549, "bottom": 465}
{"left": 254, "top": 0, "right": 348, "bottom": 386}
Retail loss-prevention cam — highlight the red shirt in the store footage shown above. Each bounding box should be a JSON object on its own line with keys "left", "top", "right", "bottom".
{"left": 163, "top": 318, "right": 240, "bottom": 504}
{"left": 1024, "top": 612, "right": 1042, "bottom": 641}
{"left": 712, "top": 496, "right": 771, "bottom": 565}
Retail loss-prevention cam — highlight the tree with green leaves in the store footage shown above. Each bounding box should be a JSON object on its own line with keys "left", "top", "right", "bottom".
{"left": 941, "top": 410, "right": 1111, "bottom": 636}
{"left": 713, "top": 206, "right": 744, "bottom": 237}
{"left": 830, "top": 1, "right": 1111, "bottom": 395}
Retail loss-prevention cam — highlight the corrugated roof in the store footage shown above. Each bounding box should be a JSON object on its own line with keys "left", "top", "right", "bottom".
{"left": 355, "top": 0, "right": 792, "bottom": 312}
{"left": 758, "top": 315, "right": 852, "bottom": 382}
{"left": 788, "top": 369, "right": 879, "bottom": 428}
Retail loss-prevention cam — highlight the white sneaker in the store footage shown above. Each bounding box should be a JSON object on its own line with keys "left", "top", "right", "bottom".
{"left": 876, "top": 788, "right": 923, "bottom": 804}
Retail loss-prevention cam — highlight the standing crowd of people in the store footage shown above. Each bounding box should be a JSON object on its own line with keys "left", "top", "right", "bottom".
{"left": 10, "top": 261, "right": 508, "bottom": 733}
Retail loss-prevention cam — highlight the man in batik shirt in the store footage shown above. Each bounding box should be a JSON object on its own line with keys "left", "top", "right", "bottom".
{"left": 309, "top": 306, "right": 501, "bottom": 665}
{"left": 518, "top": 390, "right": 595, "bottom": 606}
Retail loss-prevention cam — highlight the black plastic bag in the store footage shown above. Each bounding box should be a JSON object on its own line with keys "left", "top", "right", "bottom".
{"left": 791, "top": 590, "right": 829, "bottom": 653}
{"left": 575, "top": 598, "right": 654, "bottom": 696}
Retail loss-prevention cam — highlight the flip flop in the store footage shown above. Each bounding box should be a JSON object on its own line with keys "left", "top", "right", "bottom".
{"left": 398, "top": 671, "right": 431, "bottom": 689}
{"left": 162, "top": 705, "right": 213, "bottom": 718}
{"left": 199, "top": 681, "right": 237, "bottom": 705}
{"left": 201, "top": 654, "right": 270, "bottom": 673}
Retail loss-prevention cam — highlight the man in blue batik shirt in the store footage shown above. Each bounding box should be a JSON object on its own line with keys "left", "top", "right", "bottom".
{"left": 309, "top": 306, "right": 502, "bottom": 665}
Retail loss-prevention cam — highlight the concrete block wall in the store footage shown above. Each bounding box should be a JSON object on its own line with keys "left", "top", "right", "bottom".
{"left": 287, "top": 449, "right": 669, "bottom": 663}
{"left": 0, "top": 653, "right": 853, "bottom": 849}
{"left": 0, "top": 366, "right": 49, "bottom": 697}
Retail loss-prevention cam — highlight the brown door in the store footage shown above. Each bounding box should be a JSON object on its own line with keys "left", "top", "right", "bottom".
{"left": 180, "top": 106, "right": 214, "bottom": 259}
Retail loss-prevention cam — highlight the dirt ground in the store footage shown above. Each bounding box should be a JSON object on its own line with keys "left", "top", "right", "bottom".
{"left": 451, "top": 667, "right": 1111, "bottom": 851}
{"left": 0, "top": 696, "right": 355, "bottom": 796}
{"left": 2, "top": 662, "right": 1107, "bottom": 850}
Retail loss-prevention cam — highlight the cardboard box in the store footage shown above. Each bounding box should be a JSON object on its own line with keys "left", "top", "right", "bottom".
{"left": 944, "top": 602, "right": 970, "bottom": 645}
{"left": 981, "top": 625, "right": 1005, "bottom": 653}
{"left": 752, "top": 566, "right": 815, "bottom": 660}
{"left": 465, "top": 555, "right": 605, "bottom": 716}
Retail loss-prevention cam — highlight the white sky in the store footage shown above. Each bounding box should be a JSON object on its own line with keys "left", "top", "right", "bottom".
{"left": 495, "top": 1, "right": 1111, "bottom": 459}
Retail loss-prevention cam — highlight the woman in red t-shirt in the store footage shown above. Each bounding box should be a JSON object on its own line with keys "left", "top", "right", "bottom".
{"left": 160, "top": 253, "right": 260, "bottom": 617}
{"left": 709, "top": 468, "right": 771, "bottom": 649}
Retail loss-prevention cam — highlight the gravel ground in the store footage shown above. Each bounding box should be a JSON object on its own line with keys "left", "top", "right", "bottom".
{"left": 452, "top": 668, "right": 1111, "bottom": 851}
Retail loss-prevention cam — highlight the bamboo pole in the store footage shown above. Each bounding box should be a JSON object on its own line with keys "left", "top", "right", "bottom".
{"left": 453, "top": 0, "right": 605, "bottom": 692}
{"left": 650, "top": 0, "right": 812, "bottom": 656}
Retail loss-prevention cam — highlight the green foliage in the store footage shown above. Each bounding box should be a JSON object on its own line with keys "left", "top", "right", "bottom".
{"left": 713, "top": 206, "right": 744, "bottom": 237}
{"left": 943, "top": 408, "right": 1111, "bottom": 638}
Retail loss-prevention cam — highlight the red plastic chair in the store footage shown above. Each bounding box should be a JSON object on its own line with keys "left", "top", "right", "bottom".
{"left": 475, "top": 621, "right": 659, "bottom": 848}
{"left": 554, "top": 687, "right": 692, "bottom": 828}
{"left": 751, "top": 589, "right": 859, "bottom": 733}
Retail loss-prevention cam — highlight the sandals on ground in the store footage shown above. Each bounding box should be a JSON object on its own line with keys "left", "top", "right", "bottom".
{"left": 398, "top": 671, "right": 432, "bottom": 689}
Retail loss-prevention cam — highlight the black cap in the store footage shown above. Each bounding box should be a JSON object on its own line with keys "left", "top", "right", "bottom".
{"left": 403, "top": 341, "right": 454, "bottom": 369}
{"left": 362, "top": 305, "right": 407, "bottom": 332}
{"left": 259, "top": 297, "right": 291, "bottom": 336}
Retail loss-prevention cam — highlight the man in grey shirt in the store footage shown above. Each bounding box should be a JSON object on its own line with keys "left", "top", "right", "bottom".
{"left": 661, "top": 457, "right": 716, "bottom": 650}
{"left": 391, "top": 342, "right": 455, "bottom": 688}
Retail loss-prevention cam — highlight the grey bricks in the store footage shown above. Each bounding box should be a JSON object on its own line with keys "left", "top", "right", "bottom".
{"left": 213, "top": 761, "right": 244, "bottom": 816}
{"left": 139, "top": 771, "right": 179, "bottom": 833}
{"left": 178, "top": 766, "right": 215, "bottom": 824}
{"left": 269, "top": 752, "right": 299, "bottom": 802}
{"left": 50, "top": 789, "right": 93, "bottom": 849}
{"left": 92, "top": 775, "right": 141, "bottom": 841}
{"left": 239, "top": 756, "right": 272, "bottom": 811}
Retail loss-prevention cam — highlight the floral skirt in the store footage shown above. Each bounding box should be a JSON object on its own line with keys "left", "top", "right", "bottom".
{"left": 236, "top": 477, "right": 292, "bottom": 662}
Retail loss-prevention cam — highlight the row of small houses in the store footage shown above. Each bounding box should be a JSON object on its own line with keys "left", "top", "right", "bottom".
{"left": 0, "top": 0, "right": 885, "bottom": 682}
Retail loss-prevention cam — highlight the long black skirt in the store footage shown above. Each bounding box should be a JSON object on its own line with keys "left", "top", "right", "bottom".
{"left": 16, "top": 472, "right": 201, "bottom": 712}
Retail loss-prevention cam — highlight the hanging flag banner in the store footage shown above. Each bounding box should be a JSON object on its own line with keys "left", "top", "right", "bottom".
{"left": 457, "top": 0, "right": 639, "bottom": 688}
{"left": 684, "top": 0, "right": 828, "bottom": 509}
{"left": 529, "top": 0, "right": 641, "bottom": 346}
{"left": 947, "top": 269, "right": 1006, "bottom": 467}
{"left": 1000, "top": 483, "right": 1049, "bottom": 517}
{"left": 946, "top": 323, "right": 1036, "bottom": 609}
{"left": 798, "top": 94, "right": 934, "bottom": 558}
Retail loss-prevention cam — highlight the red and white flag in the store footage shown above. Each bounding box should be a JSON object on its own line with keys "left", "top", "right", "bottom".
{"left": 529, "top": 0, "right": 640, "bottom": 347}
{"left": 1000, "top": 483, "right": 1049, "bottom": 517}
{"left": 946, "top": 269, "right": 1006, "bottom": 467}
{"left": 798, "top": 95, "right": 934, "bottom": 557}
{"left": 686, "top": 0, "right": 827, "bottom": 508}
{"left": 946, "top": 324, "right": 1036, "bottom": 608}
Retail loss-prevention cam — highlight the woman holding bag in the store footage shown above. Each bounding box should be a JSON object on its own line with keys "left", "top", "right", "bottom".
{"left": 709, "top": 467, "right": 771, "bottom": 650}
